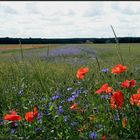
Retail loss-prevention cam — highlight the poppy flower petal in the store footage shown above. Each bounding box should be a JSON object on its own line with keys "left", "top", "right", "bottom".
{"left": 25, "top": 112, "right": 34, "bottom": 122}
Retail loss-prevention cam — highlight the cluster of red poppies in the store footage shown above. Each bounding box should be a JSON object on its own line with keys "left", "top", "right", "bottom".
{"left": 76, "top": 64, "right": 140, "bottom": 109}
{"left": 4, "top": 105, "right": 38, "bottom": 122}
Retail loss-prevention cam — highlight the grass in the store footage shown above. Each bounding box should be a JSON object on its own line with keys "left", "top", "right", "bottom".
{"left": 0, "top": 43, "right": 140, "bottom": 139}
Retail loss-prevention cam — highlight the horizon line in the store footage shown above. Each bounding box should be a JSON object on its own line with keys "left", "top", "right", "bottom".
{"left": 1, "top": 36, "right": 140, "bottom": 39}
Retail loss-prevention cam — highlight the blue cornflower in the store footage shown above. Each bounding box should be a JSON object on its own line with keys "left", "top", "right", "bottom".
{"left": 76, "top": 89, "right": 82, "bottom": 95}
{"left": 89, "top": 132, "right": 97, "bottom": 139}
{"left": 37, "top": 112, "right": 43, "bottom": 124}
{"left": 51, "top": 95, "right": 61, "bottom": 100}
{"left": 68, "top": 91, "right": 79, "bottom": 102}
{"left": 67, "top": 96, "right": 75, "bottom": 102}
{"left": 57, "top": 105, "right": 64, "bottom": 115}
{"left": 72, "top": 94, "right": 79, "bottom": 98}
{"left": 37, "top": 112, "right": 43, "bottom": 120}
{"left": 102, "top": 68, "right": 109, "bottom": 73}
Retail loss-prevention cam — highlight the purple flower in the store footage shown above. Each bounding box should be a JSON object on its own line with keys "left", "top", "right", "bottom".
{"left": 68, "top": 91, "right": 80, "bottom": 102}
{"left": 67, "top": 97, "right": 75, "bottom": 102}
{"left": 72, "top": 94, "right": 79, "bottom": 98}
{"left": 102, "top": 68, "right": 109, "bottom": 73}
{"left": 89, "top": 132, "right": 97, "bottom": 139}
{"left": 57, "top": 105, "right": 64, "bottom": 115}
{"left": 51, "top": 95, "right": 61, "bottom": 100}
{"left": 76, "top": 89, "right": 82, "bottom": 94}
{"left": 37, "top": 112, "right": 43, "bottom": 120}
{"left": 37, "top": 112, "right": 43, "bottom": 124}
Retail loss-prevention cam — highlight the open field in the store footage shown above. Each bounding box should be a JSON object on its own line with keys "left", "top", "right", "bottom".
{"left": 0, "top": 43, "right": 140, "bottom": 139}
{"left": 0, "top": 43, "right": 140, "bottom": 64}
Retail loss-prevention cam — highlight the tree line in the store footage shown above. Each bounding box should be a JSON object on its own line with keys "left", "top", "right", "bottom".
{"left": 0, "top": 37, "right": 140, "bottom": 44}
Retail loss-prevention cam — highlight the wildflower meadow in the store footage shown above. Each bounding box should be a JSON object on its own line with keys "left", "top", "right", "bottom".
{"left": 0, "top": 41, "right": 140, "bottom": 140}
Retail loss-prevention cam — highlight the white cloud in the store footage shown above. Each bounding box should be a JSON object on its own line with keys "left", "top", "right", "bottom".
{"left": 0, "top": 1, "right": 140, "bottom": 38}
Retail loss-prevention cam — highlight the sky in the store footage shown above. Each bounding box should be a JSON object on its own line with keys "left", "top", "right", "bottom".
{"left": 0, "top": 1, "right": 140, "bottom": 38}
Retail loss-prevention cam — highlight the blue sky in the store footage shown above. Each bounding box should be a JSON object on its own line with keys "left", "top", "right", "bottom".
{"left": 0, "top": 1, "right": 140, "bottom": 38}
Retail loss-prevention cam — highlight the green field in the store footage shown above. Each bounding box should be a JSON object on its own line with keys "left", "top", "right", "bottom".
{"left": 0, "top": 43, "right": 140, "bottom": 139}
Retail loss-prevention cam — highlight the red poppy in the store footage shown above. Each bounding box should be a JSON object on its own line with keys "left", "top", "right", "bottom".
{"left": 4, "top": 110, "right": 21, "bottom": 121}
{"left": 111, "top": 64, "right": 127, "bottom": 74}
{"left": 70, "top": 103, "right": 78, "bottom": 110}
{"left": 96, "top": 83, "right": 113, "bottom": 94}
{"left": 121, "top": 79, "right": 136, "bottom": 88}
{"left": 130, "top": 93, "right": 140, "bottom": 106}
{"left": 110, "top": 90, "right": 124, "bottom": 109}
{"left": 25, "top": 112, "right": 34, "bottom": 122}
{"left": 25, "top": 105, "right": 39, "bottom": 122}
{"left": 76, "top": 67, "right": 89, "bottom": 80}
{"left": 105, "top": 86, "right": 114, "bottom": 94}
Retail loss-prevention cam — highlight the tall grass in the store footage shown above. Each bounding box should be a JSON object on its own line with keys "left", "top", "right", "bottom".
{"left": 0, "top": 41, "right": 139, "bottom": 139}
